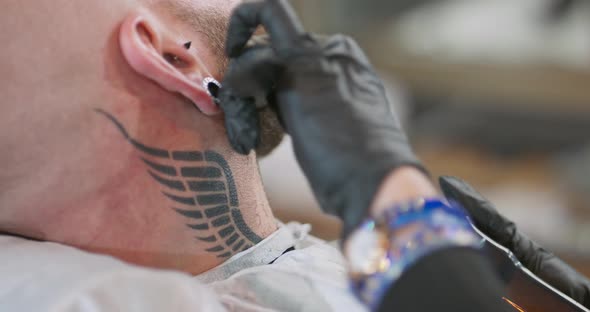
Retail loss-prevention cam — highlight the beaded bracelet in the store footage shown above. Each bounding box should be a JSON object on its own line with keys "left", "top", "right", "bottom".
{"left": 345, "top": 198, "right": 481, "bottom": 310}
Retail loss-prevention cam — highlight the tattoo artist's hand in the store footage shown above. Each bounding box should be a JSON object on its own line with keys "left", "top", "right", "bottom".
{"left": 219, "top": 0, "right": 425, "bottom": 235}
{"left": 440, "top": 176, "right": 590, "bottom": 308}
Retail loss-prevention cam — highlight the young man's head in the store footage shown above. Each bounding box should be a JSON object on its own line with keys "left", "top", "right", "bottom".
{"left": 0, "top": 0, "right": 279, "bottom": 274}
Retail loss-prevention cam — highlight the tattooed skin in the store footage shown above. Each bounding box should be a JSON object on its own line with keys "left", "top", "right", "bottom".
{"left": 95, "top": 109, "right": 262, "bottom": 259}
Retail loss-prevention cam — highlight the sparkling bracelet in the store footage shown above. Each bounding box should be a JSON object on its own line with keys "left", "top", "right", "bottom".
{"left": 345, "top": 198, "right": 481, "bottom": 310}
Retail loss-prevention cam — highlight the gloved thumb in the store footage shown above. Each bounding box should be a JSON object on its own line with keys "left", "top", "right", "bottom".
{"left": 439, "top": 176, "right": 519, "bottom": 251}
{"left": 440, "top": 176, "right": 590, "bottom": 307}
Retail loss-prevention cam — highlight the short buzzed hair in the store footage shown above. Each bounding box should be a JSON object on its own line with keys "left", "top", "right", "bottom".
{"left": 155, "top": 0, "right": 229, "bottom": 74}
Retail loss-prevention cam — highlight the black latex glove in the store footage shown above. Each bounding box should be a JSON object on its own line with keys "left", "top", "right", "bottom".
{"left": 440, "top": 176, "right": 590, "bottom": 308}
{"left": 218, "top": 0, "right": 425, "bottom": 235}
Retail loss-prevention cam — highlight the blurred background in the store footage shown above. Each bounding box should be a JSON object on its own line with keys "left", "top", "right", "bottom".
{"left": 259, "top": 0, "right": 590, "bottom": 276}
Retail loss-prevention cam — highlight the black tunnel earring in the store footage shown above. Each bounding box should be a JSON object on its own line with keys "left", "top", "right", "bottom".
{"left": 203, "top": 77, "right": 221, "bottom": 105}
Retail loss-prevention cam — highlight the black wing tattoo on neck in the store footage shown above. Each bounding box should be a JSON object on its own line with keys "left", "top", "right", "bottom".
{"left": 96, "top": 109, "right": 262, "bottom": 259}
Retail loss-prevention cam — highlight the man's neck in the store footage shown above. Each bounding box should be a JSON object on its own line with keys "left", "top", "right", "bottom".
{"left": 0, "top": 109, "right": 278, "bottom": 275}
{"left": 75, "top": 138, "right": 278, "bottom": 274}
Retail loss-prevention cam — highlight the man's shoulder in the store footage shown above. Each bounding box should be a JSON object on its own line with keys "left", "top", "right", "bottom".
{"left": 0, "top": 235, "right": 222, "bottom": 312}
{"left": 0, "top": 235, "right": 130, "bottom": 310}
{"left": 202, "top": 224, "right": 367, "bottom": 312}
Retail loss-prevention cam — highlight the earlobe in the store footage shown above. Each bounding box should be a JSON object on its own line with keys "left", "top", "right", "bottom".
{"left": 119, "top": 12, "right": 220, "bottom": 115}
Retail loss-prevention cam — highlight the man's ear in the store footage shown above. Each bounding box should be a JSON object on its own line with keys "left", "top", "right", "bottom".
{"left": 119, "top": 12, "right": 220, "bottom": 115}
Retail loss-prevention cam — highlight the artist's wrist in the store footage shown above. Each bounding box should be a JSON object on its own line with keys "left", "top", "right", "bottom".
{"left": 370, "top": 167, "right": 437, "bottom": 217}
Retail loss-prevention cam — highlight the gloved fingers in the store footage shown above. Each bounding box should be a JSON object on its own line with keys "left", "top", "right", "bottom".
{"left": 225, "top": 1, "right": 265, "bottom": 57}
{"left": 219, "top": 92, "right": 260, "bottom": 155}
{"left": 219, "top": 45, "right": 283, "bottom": 155}
{"left": 226, "top": 0, "right": 307, "bottom": 58}
{"left": 221, "top": 45, "right": 283, "bottom": 107}
{"left": 439, "top": 176, "right": 517, "bottom": 249}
